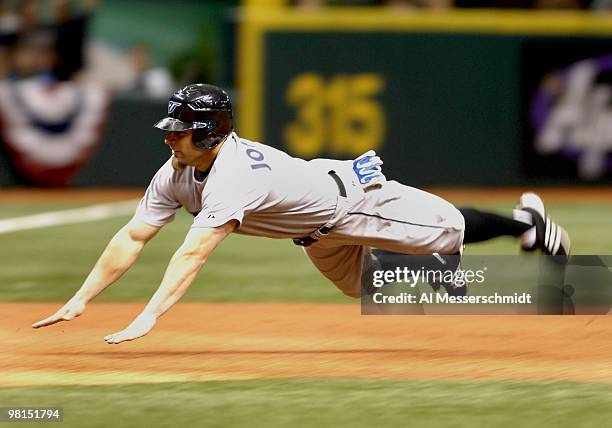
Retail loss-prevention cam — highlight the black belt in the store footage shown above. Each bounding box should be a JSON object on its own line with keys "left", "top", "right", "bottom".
{"left": 293, "top": 170, "right": 346, "bottom": 247}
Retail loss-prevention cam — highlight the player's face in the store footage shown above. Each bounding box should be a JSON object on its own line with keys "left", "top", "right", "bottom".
{"left": 164, "top": 130, "right": 207, "bottom": 165}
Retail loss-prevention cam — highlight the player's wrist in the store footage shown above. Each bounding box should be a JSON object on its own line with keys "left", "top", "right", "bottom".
{"left": 72, "top": 291, "right": 92, "bottom": 304}
{"left": 141, "top": 307, "right": 161, "bottom": 319}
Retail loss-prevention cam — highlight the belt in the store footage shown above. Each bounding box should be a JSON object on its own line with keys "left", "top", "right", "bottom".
{"left": 293, "top": 170, "right": 346, "bottom": 247}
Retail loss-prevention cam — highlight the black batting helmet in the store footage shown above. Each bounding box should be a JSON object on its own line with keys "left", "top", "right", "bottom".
{"left": 154, "top": 83, "right": 233, "bottom": 149}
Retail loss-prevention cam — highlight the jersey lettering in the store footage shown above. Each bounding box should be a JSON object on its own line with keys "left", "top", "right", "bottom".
{"left": 246, "top": 148, "right": 264, "bottom": 161}
{"left": 251, "top": 163, "right": 271, "bottom": 171}
{"left": 246, "top": 148, "right": 271, "bottom": 171}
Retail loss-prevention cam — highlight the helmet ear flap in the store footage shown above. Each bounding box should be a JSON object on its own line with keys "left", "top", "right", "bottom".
{"left": 192, "top": 128, "right": 219, "bottom": 149}
{"left": 191, "top": 111, "right": 233, "bottom": 149}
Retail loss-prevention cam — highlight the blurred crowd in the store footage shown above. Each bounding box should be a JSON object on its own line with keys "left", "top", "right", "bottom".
{"left": 0, "top": 0, "right": 173, "bottom": 98}
{"left": 0, "top": 0, "right": 607, "bottom": 93}
{"left": 0, "top": 0, "right": 96, "bottom": 82}
{"left": 294, "top": 0, "right": 611, "bottom": 10}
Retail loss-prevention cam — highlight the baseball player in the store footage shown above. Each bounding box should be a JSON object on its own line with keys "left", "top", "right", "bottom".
{"left": 32, "top": 83, "right": 571, "bottom": 343}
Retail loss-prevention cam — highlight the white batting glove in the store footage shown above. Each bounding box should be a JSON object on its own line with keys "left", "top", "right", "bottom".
{"left": 353, "top": 150, "right": 386, "bottom": 189}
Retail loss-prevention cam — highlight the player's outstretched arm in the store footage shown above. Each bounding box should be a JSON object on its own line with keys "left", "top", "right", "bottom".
{"left": 103, "top": 220, "right": 237, "bottom": 344}
{"left": 32, "top": 218, "right": 161, "bottom": 329}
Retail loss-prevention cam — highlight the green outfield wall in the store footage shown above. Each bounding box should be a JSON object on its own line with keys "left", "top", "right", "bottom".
{"left": 71, "top": 97, "right": 170, "bottom": 187}
{"left": 238, "top": 9, "right": 612, "bottom": 186}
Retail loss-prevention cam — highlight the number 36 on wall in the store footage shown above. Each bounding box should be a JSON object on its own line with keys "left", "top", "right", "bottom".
{"left": 283, "top": 73, "right": 386, "bottom": 158}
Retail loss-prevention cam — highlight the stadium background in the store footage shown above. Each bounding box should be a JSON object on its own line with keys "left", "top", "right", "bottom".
{"left": 1, "top": 1, "right": 611, "bottom": 427}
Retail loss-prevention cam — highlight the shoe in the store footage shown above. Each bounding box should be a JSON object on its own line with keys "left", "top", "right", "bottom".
{"left": 516, "top": 192, "right": 571, "bottom": 263}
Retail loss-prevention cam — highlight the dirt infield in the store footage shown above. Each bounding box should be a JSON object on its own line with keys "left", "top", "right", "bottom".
{"left": 1, "top": 188, "right": 611, "bottom": 388}
{"left": 2, "top": 303, "right": 611, "bottom": 387}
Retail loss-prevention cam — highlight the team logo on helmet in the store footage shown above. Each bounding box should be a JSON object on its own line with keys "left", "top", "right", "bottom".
{"left": 168, "top": 101, "right": 182, "bottom": 115}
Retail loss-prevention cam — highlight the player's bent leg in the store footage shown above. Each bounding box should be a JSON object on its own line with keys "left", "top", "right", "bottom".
{"left": 330, "top": 181, "right": 465, "bottom": 256}
{"left": 303, "top": 243, "right": 401, "bottom": 299}
{"left": 360, "top": 248, "right": 427, "bottom": 314}
{"left": 303, "top": 243, "right": 366, "bottom": 298}
{"left": 302, "top": 182, "right": 469, "bottom": 300}
{"left": 360, "top": 248, "right": 382, "bottom": 296}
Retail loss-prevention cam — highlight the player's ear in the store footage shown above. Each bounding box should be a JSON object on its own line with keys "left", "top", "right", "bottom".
{"left": 172, "top": 156, "right": 185, "bottom": 171}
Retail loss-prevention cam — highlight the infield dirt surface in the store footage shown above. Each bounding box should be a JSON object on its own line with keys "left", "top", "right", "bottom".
{"left": 2, "top": 303, "right": 611, "bottom": 387}
{"left": 2, "top": 188, "right": 611, "bottom": 389}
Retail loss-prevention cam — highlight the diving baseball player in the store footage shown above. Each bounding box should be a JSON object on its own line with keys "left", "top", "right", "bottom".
{"left": 32, "top": 84, "right": 571, "bottom": 344}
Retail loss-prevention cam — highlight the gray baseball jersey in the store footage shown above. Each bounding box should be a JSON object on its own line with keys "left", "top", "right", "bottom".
{"left": 134, "top": 132, "right": 464, "bottom": 296}
{"left": 135, "top": 133, "right": 344, "bottom": 238}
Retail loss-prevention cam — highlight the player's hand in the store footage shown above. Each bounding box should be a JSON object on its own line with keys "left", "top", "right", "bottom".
{"left": 103, "top": 312, "right": 157, "bottom": 344}
{"left": 32, "top": 295, "right": 86, "bottom": 328}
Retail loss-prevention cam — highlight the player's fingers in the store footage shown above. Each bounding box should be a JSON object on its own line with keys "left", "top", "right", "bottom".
{"left": 105, "top": 335, "right": 123, "bottom": 344}
{"left": 106, "top": 329, "right": 141, "bottom": 344}
{"left": 31, "top": 313, "right": 64, "bottom": 328}
{"left": 31, "top": 305, "right": 83, "bottom": 328}
{"left": 104, "top": 332, "right": 126, "bottom": 343}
